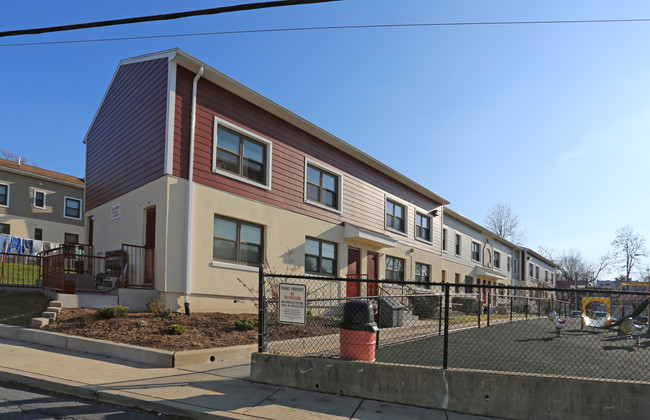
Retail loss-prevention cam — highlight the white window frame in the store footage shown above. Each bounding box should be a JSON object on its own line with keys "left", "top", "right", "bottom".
{"left": 384, "top": 196, "right": 408, "bottom": 236}
{"left": 455, "top": 234, "right": 461, "bottom": 256}
{"left": 514, "top": 258, "right": 518, "bottom": 275}
{"left": 507, "top": 256, "right": 511, "bottom": 273}
{"left": 0, "top": 183, "right": 9, "bottom": 208}
{"left": 414, "top": 212, "right": 433, "bottom": 244}
{"left": 33, "top": 190, "right": 46, "bottom": 209}
{"left": 494, "top": 251, "right": 501, "bottom": 269}
{"left": 212, "top": 116, "right": 273, "bottom": 191}
{"left": 303, "top": 158, "right": 343, "bottom": 214}
{"left": 471, "top": 242, "right": 481, "bottom": 262}
{"left": 63, "top": 196, "right": 82, "bottom": 220}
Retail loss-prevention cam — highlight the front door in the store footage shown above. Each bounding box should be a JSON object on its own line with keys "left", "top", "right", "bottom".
{"left": 367, "top": 251, "right": 378, "bottom": 297}
{"left": 346, "top": 247, "right": 361, "bottom": 297}
{"left": 144, "top": 207, "right": 156, "bottom": 286}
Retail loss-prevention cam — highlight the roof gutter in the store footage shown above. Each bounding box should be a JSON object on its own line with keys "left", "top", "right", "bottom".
{"left": 183, "top": 65, "right": 204, "bottom": 315}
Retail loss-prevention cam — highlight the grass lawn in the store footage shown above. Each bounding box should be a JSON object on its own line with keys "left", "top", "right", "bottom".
{"left": 0, "top": 290, "right": 51, "bottom": 327}
{"left": 0, "top": 261, "right": 40, "bottom": 286}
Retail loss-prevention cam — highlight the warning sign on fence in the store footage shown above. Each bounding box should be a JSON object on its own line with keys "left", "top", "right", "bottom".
{"left": 278, "top": 283, "right": 307, "bottom": 324}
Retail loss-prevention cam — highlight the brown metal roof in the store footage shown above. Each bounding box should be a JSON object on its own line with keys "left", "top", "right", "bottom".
{"left": 0, "top": 158, "right": 84, "bottom": 187}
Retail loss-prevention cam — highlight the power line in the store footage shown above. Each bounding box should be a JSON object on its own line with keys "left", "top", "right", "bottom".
{"left": 0, "top": 0, "right": 341, "bottom": 38}
{"left": 2, "top": 17, "right": 650, "bottom": 48}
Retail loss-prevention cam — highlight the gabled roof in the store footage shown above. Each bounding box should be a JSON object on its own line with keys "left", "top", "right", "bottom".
{"left": 86, "top": 48, "right": 449, "bottom": 207}
{"left": 443, "top": 207, "right": 519, "bottom": 250}
{"left": 0, "top": 158, "right": 84, "bottom": 187}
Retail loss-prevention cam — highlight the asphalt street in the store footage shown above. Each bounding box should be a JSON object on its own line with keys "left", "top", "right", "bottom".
{"left": 0, "top": 381, "right": 185, "bottom": 420}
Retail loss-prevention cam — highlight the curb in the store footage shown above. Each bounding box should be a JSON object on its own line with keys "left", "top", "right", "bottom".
{"left": 0, "top": 324, "right": 256, "bottom": 368}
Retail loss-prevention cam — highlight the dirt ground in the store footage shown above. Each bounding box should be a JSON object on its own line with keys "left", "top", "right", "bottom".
{"left": 43, "top": 308, "right": 338, "bottom": 352}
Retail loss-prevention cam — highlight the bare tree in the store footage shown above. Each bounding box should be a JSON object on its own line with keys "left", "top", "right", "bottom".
{"left": 485, "top": 203, "right": 526, "bottom": 244}
{"left": 0, "top": 149, "right": 36, "bottom": 166}
{"left": 610, "top": 225, "right": 648, "bottom": 282}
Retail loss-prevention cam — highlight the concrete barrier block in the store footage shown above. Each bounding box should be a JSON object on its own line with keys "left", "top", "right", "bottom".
{"left": 46, "top": 307, "right": 61, "bottom": 315}
{"left": 30, "top": 318, "right": 50, "bottom": 328}
{"left": 174, "top": 344, "right": 257, "bottom": 367}
{"left": 42, "top": 312, "right": 57, "bottom": 320}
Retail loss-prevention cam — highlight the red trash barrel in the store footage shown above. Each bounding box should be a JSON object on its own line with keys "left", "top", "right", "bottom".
{"left": 339, "top": 301, "right": 379, "bottom": 361}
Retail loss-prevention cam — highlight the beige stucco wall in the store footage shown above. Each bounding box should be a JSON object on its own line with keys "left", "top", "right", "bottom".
{"left": 0, "top": 214, "right": 84, "bottom": 244}
{"left": 88, "top": 176, "right": 444, "bottom": 313}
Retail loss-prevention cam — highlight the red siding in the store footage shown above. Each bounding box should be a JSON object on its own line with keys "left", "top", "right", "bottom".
{"left": 85, "top": 58, "right": 169, "bottom": 211}
{"left": 173, "top": 66, "right": 442, "bottom": 253}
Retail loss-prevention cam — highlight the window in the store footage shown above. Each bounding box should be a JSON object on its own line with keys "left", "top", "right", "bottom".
{"left": 385, "top": 199, "right": 406, "bottom": 233}
{"left": 64, "top": 233, "right": 79, "bottom": 244}
{"left": 0, "top": 223, "right": 9, "bottom": 235}
{"left": 455, "top": 234, "right": 461, "bottom": 256}
{"left": 415, "top": 213, "right": 431, "bottom": 242}
{"left": 536, "top": 266, "right": 540, "bottom": 279}
{"left": 507, "top": 256, "right": 511, "bottom": 273}
{"left": 385, "top": 256, "right": 404, "bottom": 281}
{"left": 305, "top": 238, "right": 337, "bottom": 275}
{"left": 494, "top": 251, "right": 501, "bottom": 269}
{"left": 34, "top": 190, "right": 46, "bottom": 209}
{"left": 64, "top": 197, "right": 82, "bottom": 220}
{"left": 551, "top": 273, "right": 554, "bottom": 282}
{"left": 471, "top": 242, "right": 480, "bottom": 262}
{"left": 213, "top": 216, "right": 263, "bottom": 265}
{"left": 415, "top": 263, "right": 430, "bottom": 285}
{"left": 441, "top": 270, "right": 446, "bottom": 283}
{"left": 454, "top": 273, "right": 460, "bottom": 293}
{"left": 0, "top": 184, "right": 8, "bottom": 207}
{"left": 305, "top": 162, "right": 341, "bottom": 211}
{"left": 34, "top": 228, "right": 42, "bottom": 241}
{"left": 514, "top": 258, "right": 518, "bottom": 275}
{"left": 464, "top": 276, "right": 474, "bottom": 293}
{"left": 529, "top": 263, "right": 533, "bottom": 277}
{"left": 213, "top": 119, "right": 271, "bottom": 187}
{"left": 545, "top": 270, "right": 548, "bottom": 281}
{"left": 442, "top": 228, "right": 447, "bottom": 251}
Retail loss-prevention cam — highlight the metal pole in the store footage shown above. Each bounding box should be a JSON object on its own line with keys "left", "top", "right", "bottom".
{"left": 510, "top": 295, "right": 513, "bottom": 322}
{"left": 487, "top": 289, "right": 491, "bottom": 327}
{"left": 443, "top": 283, "right": 450, "bottom": 370}
{"left": 258, "top": 265, "right": 267, "bottom": 353}
{"left": 438, "top": 294, "right": 443, "bottom": 335}
{"left": 477, "top": 290, "right": 481, "bottom": 329}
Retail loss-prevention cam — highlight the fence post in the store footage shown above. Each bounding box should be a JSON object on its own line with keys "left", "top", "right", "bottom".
{"left": 477, "top": 291, "right": 481, "bottom": 329}
{"left": 443, "top": 282, "right": 450, "bottom": 370}
{"left": 258, "top": 265, "right": 267, "bottom": 353}
{"left": 525, "top": 294, "right": 529, "bottom": 320}
{"left": 510, "top": 294, "right": 513, "bottom": 322}
{"left": 438, "top": 294, "right": 443, "bottom": 335}
{"left": 487, "top": 289, "right": 491, "bottom": 327}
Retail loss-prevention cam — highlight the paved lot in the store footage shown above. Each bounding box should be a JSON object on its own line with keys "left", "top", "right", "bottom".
{"left": 377, "top": 317, "right": 650, "bottom": 382}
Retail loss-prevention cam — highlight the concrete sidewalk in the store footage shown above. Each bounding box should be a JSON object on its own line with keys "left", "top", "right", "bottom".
{"left": 0, "top": 337, "right": 498, "bottom": 419}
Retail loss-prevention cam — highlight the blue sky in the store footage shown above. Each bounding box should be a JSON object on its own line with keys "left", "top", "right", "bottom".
{"left": 2, "top": 1, "right": 649, "bottom": 277}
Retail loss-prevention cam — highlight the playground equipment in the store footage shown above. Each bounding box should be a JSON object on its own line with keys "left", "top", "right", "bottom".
{"left": 620, "top": 317, "right": 650, "bottom": 347}
{"left": 548, "top": 311, "right": 568, "bottom": 336}
{"left": 581, "top": 297, "right": 611, "bottom": 328}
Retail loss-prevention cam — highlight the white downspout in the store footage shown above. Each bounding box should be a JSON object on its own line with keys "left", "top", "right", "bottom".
{"left": 183, "top": 66, "right": 204, "bottom": 315}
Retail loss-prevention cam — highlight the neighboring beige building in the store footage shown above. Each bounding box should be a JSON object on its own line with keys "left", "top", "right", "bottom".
{"left": 441, "top": 208, "right": 518, "bottom": 304}
{"left": 0, "top": 158, "right": 84, "bottom": 245}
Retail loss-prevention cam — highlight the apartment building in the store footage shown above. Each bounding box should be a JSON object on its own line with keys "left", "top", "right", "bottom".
{"left": 0, "top": 158, "right": 84, "bottom": 245}
{"left": 84, "top": 49, "right": 449, "bottom": 313}
{"left": 441, "top": 208, "right": 518, "bottom": 302}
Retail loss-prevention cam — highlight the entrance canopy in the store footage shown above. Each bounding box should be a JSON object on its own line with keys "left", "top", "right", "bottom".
{"left": 344, "top": 223, "right": 397, "bottom": 249}
{"left": 472, "top": 266, "right": 507, "bottom": 282}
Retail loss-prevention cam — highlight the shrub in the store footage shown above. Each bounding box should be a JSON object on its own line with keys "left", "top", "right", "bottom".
{"left": 146, "top": 299, "right": 165, "bottom": 314}
{"left": 167, "top": 324, "right": 185, "bottom": 335}
{"left": 98, "top": 305, "right": 129, "bottom": 319}
{"left": 234, "top": 319, "right": 255, "bottom": 331}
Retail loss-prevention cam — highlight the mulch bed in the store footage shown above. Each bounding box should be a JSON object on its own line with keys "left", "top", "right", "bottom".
{"left": 43, "top": 308, "right": 339, "bottom": 352}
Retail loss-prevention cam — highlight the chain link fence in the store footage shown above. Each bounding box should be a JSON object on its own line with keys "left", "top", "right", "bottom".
{"left": 258, "top": 269, "right": 650, "bottom": 383}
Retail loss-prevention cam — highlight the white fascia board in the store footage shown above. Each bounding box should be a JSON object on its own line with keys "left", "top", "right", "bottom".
{"left": 164, "top": 61, "right": 177, "bottom": 175}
